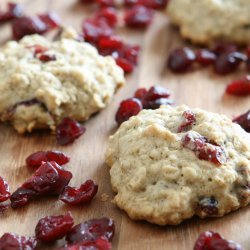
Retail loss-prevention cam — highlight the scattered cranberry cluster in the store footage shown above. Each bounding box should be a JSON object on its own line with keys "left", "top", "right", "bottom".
{"left": 115, "top": 86, "right": 172, "bottom": 124}
{"left": 194, "top": 231, "right": 243, "bottom": 250}
{"left": 0, "top": 215, "right": 114, "bottom": 249}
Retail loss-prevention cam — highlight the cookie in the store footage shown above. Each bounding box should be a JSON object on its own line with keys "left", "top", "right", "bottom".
{"left": 106, "top": 105, "right": 250, "bottom": 225}
{"left": 0, "top": 28, "right": 125, "bottom": 133}
{"left": 167, "top": 0, "right": 250, "bottom": 45}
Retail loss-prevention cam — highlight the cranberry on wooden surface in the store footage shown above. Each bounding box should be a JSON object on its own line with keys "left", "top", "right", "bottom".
{"left": 10, "top": 161, "right": 72, "bottom": 208}
{"left": 66, "top": 217, "right": 115, "bottom": 244}
{"left": 12, "top": 16, "right": 48, "bottom": 40}
{"left": 26, "top": 150, "right": 70, "bottom": 168}
{"left": 124, "top": 5, "right": 154, "bottom": 29}
{"left": 226, "top": 75, "right": 250, "bottom": 96}
{"left": 195, "top": 49, "right": 216, "bottom": 66}
{"left": 0, "top": 233, "right": 37, "bottom": 250}
{"left": 178, "top": 110, "right": 196, "bottom": 132}
{"left": 96, "top": 0, "right": 115, "bottom": 7}
{"left": 115, "top": 98, "right": 142, "bottom": 125}
{"left": 0, "top": 2, "right": 23, "bottom": 23}
{"left": 38, "top": 53, "right": 57, "bottom": 62}
{"left": 198, "top": 197, "right": 218, "bottom": 216}
{"left": 122, "top": 45, "right": 140, "bottom": 65}
{"left": 144, "top": 97, "right": 173, "bottom": 109}
{"left": 182, "top": 131, "right": 227, "bottom": 165}
{"left": 96, "top": 7, "right": 118, "bottom": 27}
{"left": 214, "top": 52, "right": 246, "bottom": 75}
{"left": 35, "top": 212, "right": 74, "bottom": 242}
{"left": 60, "top": 179, "right": 98, "bottom": 205}
{"left": 38, "top": 12, "right": 61, "bottom": 29}
{"left": 212, "top": 42, "right": 238, "bottom": 55}
{"left": 233, "top": 110, "right": 250, "bottom": 132}
{"left": 98, "top": 36, "right": 123, "bottom": 51}
{"left": 0, "top": 203, "right": 9, "bottom": 213}
{"left": 134, "top": 88, "right": 147, "bottom": 100}
{"left": 194, "top": 231, "right": 243, "bottom": 250}
{"left": 60, "top": 236, "right": 112, "bottom": 250}
{"left": 56, "top": 118, "right": 86, "bottom": 146}
{"left": 0, "top": 176, "right": 10, "bottom": 202}
{"left": 168, "top": 47, "right": 196, "bottom": 73}
{"left": 144, "top": 86, "right": 170, "bottom": 101}
{"left": 115, "top": 57, "right": 134, "bottom": 73}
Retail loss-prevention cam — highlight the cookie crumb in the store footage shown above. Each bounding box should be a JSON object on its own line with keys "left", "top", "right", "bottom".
{"left": 101, "top": 193, "right": 110, "bottom": 202}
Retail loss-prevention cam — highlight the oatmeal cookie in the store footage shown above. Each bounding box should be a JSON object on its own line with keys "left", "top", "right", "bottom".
{"left": 0, "top": 29, "right": 125, "bottom": 133}
{"left": 106, "top": 105, "right": 250, "bottom": 225}
{"left": 167, "top": 0, "right": 250, "bottom": 45}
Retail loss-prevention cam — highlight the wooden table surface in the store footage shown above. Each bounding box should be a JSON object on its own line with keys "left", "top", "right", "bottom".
{"left": 0, "top": 0, "right": 249, "bottom": 249}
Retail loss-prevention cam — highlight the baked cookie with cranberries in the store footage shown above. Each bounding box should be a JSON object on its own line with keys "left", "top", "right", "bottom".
{"left": 167, "top": 0, "right": 250, "bottom": 45}
{"left": 106, "top": 105, "right": 250, "bottom": 225}
{"left": 0, "top": 28, "right": 125, "bottom": 133}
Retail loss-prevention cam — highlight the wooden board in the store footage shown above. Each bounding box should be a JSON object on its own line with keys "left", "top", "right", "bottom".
{"left": 0, "top": 0, "right": 249, "bottom": 249}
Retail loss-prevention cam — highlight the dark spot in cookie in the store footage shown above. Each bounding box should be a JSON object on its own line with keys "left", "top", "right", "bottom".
{"left": 208, "top": 178, "right": 212, "bottom": 182}
{"left": 197, "top": 196, "right": 218, "bottom": 216}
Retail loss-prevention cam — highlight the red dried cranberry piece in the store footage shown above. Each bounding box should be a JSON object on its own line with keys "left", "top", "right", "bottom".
{"left": 214, "top": 52, "right": 246, "bottom": 75}
{"left": 178, "top": 110, "right": 196, "bottom": 132}
{"left": 182, "top": 131, "right": 227, "bottom": 165}
{"left": 10, "top": 161, "right": 72, "bottom": 208}
{"left": 168, "top": 47, "right": 196, "bottom": 73}
{"left": 66, "top": 217, "right": 115, "bottom": 244}
{"left": 38, "top": 53, "right": 57, "bottom": 62}
{"left": 195, "top": 49, "right": 216, "bottom": 66}
{"left": 194, "top": 231, "right": 243, "bottom": 250}
{"left": 115, "top": 57, "right": 134, "bottom": 73}
{"left": 0, "top": 233, "right": 37, "bottom": 250}
{"left": 115, "top": 98, "right": 142, "bottom": 125}
{"left": 38, "top": 12, "right": 61, "bottom": 29}
{"left": 144, "top": 98, "right": 173, "bottom": 109}
{"left": 35, "top": 212, "right": 74, "bottom": 242}
{"left": 0, "top": 203, "right": 9, "bottom": 213}
{"left": 0, "top": 176, "right": 10, "bottom": 202}
{"left": 134, "top": 88, "right": 147, "bottom": 100}
{"left": 124, "top": 5, "right": 154, "bottom": 29}
{"left": 96, "top": 7, "right": 118, "bottom": 27}
{"left": 12, "top": 16, "right": 48, "bottom": 40}
{"left": 233, "top": 110, "right": 250, "bottom": 132}
{"left": 96, "top": 0, "right": 115, "bottom": 7}
{"left": 122, "top": 45, "right": 140, "bottom": 65}
{"left": 82, "top": 18, "right": 113, "bottom": 44}
{"left": 226, "top": 75, "right": 250, "bottom": 96}
{"left": 0, "top": 3, "right": 23, "bottom": 23}
{"left": 198, "top": 197, "right": 218, "bottom": 216}
{"left": 144, "top": 86, "right": 170, "bottom": 101}
{"left": 28, "top": 44, "right": 48, "bottom": 55}
{"left": 98, "top": 36, "right": 123, "bottom": 51}
{"left": 212, "top": 42, "right": 238, "bottom": 56}
{"left": 60, "top": 179, "right": 98, "bottom": 205}
{"left": 59, "top": 236, "right": 112, "bottom": 250}
{"left": 26, "top": 150, "right": 70, "bottom": 168}
{"left": 56, "top": 118, "right": 86, "bottom": 146}
{"left": 124, "top": 0, "right": 168, "bottom": 9}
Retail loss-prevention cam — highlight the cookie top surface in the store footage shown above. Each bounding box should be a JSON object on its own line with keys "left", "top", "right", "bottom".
{"left": 167, "top": 0, "right": 250, "bottom": 45}
{"left": 0, "top": 29, "right": 125, "bottom": 133}
{"left": 106, "top": 105, "right": 250, "bottom": 225}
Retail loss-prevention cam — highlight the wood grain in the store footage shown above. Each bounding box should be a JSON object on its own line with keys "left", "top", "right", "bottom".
{"left": 0, "top": 0, "right": 249, "bottom": 249}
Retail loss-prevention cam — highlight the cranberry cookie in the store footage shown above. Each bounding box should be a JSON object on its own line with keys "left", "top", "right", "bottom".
{"left": 167, "top": 0, "right": 250, "bottom": 45}
{"left": 106, "top": 105, "right": 250, "bottom": 225}
{"left": 0, "top": 28, "right": 125, "bottom": 133}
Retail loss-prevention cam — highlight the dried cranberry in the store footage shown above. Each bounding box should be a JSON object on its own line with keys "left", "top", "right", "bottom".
{"left": 214, "top": 52, "right": 246, "bottom": 75}
{"left": 10, "top": 161, "right": 72, "bottom": 208}
{"left": 0, "top": 3, "right": 23, "bottom": 23}
{"left": 60, "top": 180, "right": 98, "bottom": 205}
{"left": 0, "top": 233, "right": 37, "bottom": 250}
{"left": 124, "top": 5, "right": 154, "bottom": 29}
{"left": 115, "top": 98, "right": 142, "bottom": 125}
{"left": 98, "top": 36, "right": 123, "bottom": 51}
{"left": 28, "top": 44, "right": 48, "bottom": 55}
{"left": 96, "top": 7, "right": 118, "bottom": 27}
{"left": 35, "top": 212, "right": 74, "bottom": 242}
{"left": 26, "top": 150, "right": 70, "bottom": 169}
{"left": 195, "top": 49, "right": 216, "bottom": 66}
{"left": 124, "top": 0, "right": 168, "bottom": 9}
{"left": 194, "top": 231, "right": 243, "bottom": 250}
{"left": 96, "top": 0, "right": 115, "bottom": 7}
{"left": 233, "top": 110, "right": 250, "bottom": 132}
{"left": 212, "top": 42, "right": 238, "bottom": 55}
{"left": 56, "top": 118, "right": 86, "bottom": 146}
{"left": 226, "top": 76, "right": 250, "bottom": 96}
{"left": 178, "top": 110, "right": 196, "bottom": 132}
{"left": 198, "top": 197, "right": 218, "bottom": 216}
{"left": 60, "top": 236, "right": 112, "bottom": 250}
{"left": 38, "top": 53, "right": 57, "bottom": 62}
{"left": 66, "top": 217, "right": 115, "bottom": 244}
{"left": 144, "top": 86, "right": 170, "bottom": 101}
{"left": 82, "top": 18, "right": 113, "bottom": 44}
{"left": 0, "top": 203, "right": 9, "bottom": 213}
{"left": 182, "top": 131, "right": 227, "bottom": 165}
{"left": 144, "top": 98, "right": 173, "bottom": 109}
{"left": 168, "top": 47, "right": 196, "bottom": 73}
{"left": 38, "top": 12, "right": 61, "bottom": 29}
{"left": 115, "top": 57, "right": 134, "bottom": 73}
{"left": 12, "top": 16, "right": 48, "bottom": 40}
{"left": 0, "top": 176, "right": 10, "bottom": 202}
{"left": 134, "top": 88, "right": 147, "bottom": 100}
{"left": 122, "top": 45, "right": 140, "bottom": 65}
